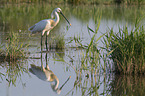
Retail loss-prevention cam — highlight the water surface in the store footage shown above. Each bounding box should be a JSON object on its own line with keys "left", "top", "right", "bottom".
{"left": 0, "top": 4, "right": 145, "bottom": 96}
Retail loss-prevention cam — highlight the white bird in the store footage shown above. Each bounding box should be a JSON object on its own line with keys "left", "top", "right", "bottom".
{"left": 28, "top": 8, "right": 71, "bottom": 51}
{"left": 29, "top": 53, "right": 71, "bottom": 94}
{"left": 29, "top": 64, "right": 71, "bottom": 94}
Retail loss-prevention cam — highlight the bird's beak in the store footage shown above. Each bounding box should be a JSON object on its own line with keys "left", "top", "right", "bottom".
{"left": 60, "top": 11, "right": 71, "bottom": 26}
{"left": 59, "top": 76, "right": 71, "bottom": 90}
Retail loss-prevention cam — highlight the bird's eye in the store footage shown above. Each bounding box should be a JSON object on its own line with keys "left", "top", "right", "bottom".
{"left": 57, "top": 9, "right": 61, "bottom": 13}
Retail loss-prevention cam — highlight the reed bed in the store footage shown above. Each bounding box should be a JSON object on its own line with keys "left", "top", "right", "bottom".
{"left": 104, "top": 24, "right": 145, "bottom": 75}
{"left": 0, "top": 31, "right": 28, "bottom": 61}
{"left": 1, "top": 0, "right": 145, "bottom": 5}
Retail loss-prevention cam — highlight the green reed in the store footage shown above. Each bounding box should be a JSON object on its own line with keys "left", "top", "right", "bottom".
{"left": 49, "top": 33, "right": 65, "bottom": 50}
{"left": 72, "top": 13, "right": 103, "bottom": 73}
{"left": 53, "top": 13, "right": 113, "bottom": 95}
{"left": 1, "top": 4, "right": 145, "bottom": 33}
{"left": 104, "top": 23, "right": 145, "bottom": 75}
{"left": 54, "top": 16, "right": 105, "bottom": 96}
{"left": 1, "top": 0, "right": 145, "bottom": 5}
{"left": 0, "top": 32, "right": 29, "bottom": 86}
{"left": 1, "top": 31, "right": 28, "bottom": 61}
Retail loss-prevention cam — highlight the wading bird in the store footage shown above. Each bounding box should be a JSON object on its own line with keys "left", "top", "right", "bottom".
{"left": 29, "top": 53, "right": 71, "bottom": 94}
{"left": 28, "top": 8, "right": 71, "bottom": 51}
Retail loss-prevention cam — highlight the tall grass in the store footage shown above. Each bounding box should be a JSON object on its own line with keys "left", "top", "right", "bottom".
{"left": 0, "top": 31, "right": 29, "bottom": 86}
{"left": 104, "top": 24, "right": 145, "bottom": 75}
{"left": 54, "top": 13, "right": 108, "bottom": 95}
{"left": 49, "top": 34, "right": 65, "bottom": 50}
{"left": 1, "top": 0, "right": 145, "bottom": 5}
{"left": 0, "top": 31, "right": 28, "bottom": 61}
{"left": 71, "top": 13, "right": 103, "bottom": 72}
{"left": 1, "top": 3, "right": 145, "bottom": 33}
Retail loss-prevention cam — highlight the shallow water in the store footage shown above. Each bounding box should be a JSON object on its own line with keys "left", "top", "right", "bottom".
{"left": 0, "top": 4, "right": 145, "bottom": 96}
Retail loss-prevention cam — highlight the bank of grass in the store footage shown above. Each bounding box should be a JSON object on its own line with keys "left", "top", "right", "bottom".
{"left": 104, "top": 23, "right": 145, "bottom": 75}
{"left": 1, "top": 0, "right": 145, "bottom": 5}
{"left": 0, "top": 0, "right": 108, "bottom": 4}
{"left": 0, "top": 32, "right": 28, "bottom": 61}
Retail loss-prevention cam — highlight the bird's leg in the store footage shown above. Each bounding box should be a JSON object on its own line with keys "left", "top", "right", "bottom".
{"left": 46, "top": 31, "right": 50, "bottom": 51}
{"left": 45, "top": 34, "right": 48, "bottom": 51}
{"left": 41, "top": 33, "right": 43, "bottom": 52}
{"left": 45, "top": 53, "right": 50, "bottom": 70}
{"left": 41, "top": 53, "right": 45, "bottom": 71}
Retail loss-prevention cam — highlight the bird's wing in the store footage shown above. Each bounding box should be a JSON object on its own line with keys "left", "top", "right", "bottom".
{"left": 29, "top": 64, "right": 48, "bottom": 81}
{"left": 29, "top": 19, "right": 51, "bottom": 34}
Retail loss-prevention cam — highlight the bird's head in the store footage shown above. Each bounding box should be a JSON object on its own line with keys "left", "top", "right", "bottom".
{"left": 51, "top": 8, "right": 71, "bottom": 26}
{"left": 51, "top": 8, "right": 61, "bottom": 18}
{"left": 55, "top": 8, "right": 62, "bottom": 13}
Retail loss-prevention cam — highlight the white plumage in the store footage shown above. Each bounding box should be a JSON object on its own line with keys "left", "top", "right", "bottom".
{"left": 28, "top": 8, "right": 71, "bottom": 51}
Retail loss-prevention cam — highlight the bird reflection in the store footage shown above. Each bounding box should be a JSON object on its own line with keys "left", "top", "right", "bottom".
{"left": 29, "top": 53, "right": 70, "bottom": 94}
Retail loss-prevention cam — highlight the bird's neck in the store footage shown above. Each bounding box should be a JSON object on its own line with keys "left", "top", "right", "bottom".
{"left": 54, "top": 77, "right": 59, "bottom": 90}
{"left": 53, "top": 12, "right": 60, "bottom": 25}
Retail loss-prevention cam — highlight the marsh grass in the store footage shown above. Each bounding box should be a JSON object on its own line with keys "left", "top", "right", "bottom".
{"left": 53, "top": 14, "right": 114, "bottom": 95}
{"left": 1, "top": 0, "right": 145, "bottom": 5}
{"left": 104, "top": 24, "right": 145, "bottom": 75}
{"left": 0, "top": 31, "right": 29, "bottom": 86}
{"left": 5, "top": 60, "right": 29, "bottom": 86}
{"left": 53, "top": 15, "right": 106, "bottom": 95}
{"left": 64, "top": 25, "right": 108, "bottom": 95}
{"left": 0, "top": 31, "right": 28, "bottom": 61}
{"left": 49, "top": 33, "right": 65, "bottom": 50}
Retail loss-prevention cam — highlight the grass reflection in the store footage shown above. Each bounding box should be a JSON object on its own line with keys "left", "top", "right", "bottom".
{"left": 0, "top": 31, "right": 29, "bottom": 86}
{"left": 0, "top": 59, "right": 29, "bottom": 86}
{"left": 56, "top": 18, "right": 110, "bottom": 95}
{"left": 110, "top": 75, "right": 145, "bottom": 96}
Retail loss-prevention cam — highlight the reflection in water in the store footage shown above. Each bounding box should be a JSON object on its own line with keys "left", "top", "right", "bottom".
{"left": 110, "top": 75, "right": 145, "bottom": 96}
{"left": 0, "top": 59, "right": 29, "bottom": 86}
{"left": 1, "top": 4, "right": 145, "bottom": 96}
{"left": 29, "top": 53, "right": 70, "bottom": 94}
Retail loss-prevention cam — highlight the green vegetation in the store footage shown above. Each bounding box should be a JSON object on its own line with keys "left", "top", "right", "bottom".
{"left": 0, "top": 3, "right": 145, "bottom": 96}
{"left": 104, "top": 22, "right": 145, "bottom": 75}
{"left": 0, "top": 3, "right": 144, "bottom": 76}
{"left": 1, "top": 0, "right": 145, "bottom": 5}
{"left": 49, "top": 33, "right": 65, "bottom": 50}
{"left": 1, "top": 4, "right": 145, "bottom": 34}
{"left": 59, "top": 15, "right": 109, "bottom": 95}
{"left": 0, "top": 32, "right": 28, "bottom": 61}
{"left": 63, "top": 16, "right": 145, "bottom": 95}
